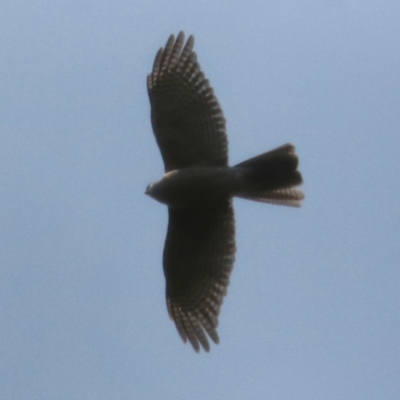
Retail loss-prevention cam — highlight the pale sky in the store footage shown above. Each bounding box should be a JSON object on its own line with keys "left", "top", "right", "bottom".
{"left": 1, "top": 1, "right": 400, "bottom": 399}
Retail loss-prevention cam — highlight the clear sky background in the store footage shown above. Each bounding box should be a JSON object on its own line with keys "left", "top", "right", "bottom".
{"left": 1, "top": 1, "right": 399, "bottom": 399}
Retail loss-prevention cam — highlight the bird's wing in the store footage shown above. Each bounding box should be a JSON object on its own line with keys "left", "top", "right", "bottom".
{"left": 163, "top": 202, "right": 235, "bottom": 352}
{"left": 147, "top": 32, "right": 228, "bottom": 172}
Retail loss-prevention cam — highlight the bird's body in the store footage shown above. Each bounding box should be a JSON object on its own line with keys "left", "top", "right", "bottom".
{"left": 147, "top": 32, "right": 304, "bottom": 352}
{"left": 146, "top": 167, "right": 241, "bottom": 207}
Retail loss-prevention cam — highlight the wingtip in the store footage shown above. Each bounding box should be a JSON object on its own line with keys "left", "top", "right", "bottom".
{"left": 177, "top": 31, "right": 185, "bottom": 41}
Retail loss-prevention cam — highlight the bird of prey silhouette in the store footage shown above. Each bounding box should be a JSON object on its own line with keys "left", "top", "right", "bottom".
{"left": 146, "top": 32, "right": 304, "bottom": 352}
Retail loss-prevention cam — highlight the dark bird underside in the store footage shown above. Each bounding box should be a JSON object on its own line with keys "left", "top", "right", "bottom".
{"left": 147, "top": 32, "right": 304, "bottom": 352}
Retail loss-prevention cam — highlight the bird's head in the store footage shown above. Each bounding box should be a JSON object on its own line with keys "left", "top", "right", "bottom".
{"left": 145, "top": 182, "right": 154, "bottom": 195}
{"left": 145, "top": 171, "right": 179, "bottom": 205}
{"left": 145, "top": 181, "right": 158, "bottom": 198}
{"left": 145, "top": 178, "right": 167, "bottom": 204}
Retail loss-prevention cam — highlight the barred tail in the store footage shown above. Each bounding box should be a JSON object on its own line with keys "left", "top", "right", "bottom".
{"left": 233, "top": 143, "right": 304, "bottom": 207}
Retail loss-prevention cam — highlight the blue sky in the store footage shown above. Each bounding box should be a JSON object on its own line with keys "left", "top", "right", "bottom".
{"left": 1, "top": 1, "right": 399, "bottom": 399}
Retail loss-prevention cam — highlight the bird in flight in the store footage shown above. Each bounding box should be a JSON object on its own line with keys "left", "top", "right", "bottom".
{"left": 146, "top": 32, "right": 304, "bottom": 352}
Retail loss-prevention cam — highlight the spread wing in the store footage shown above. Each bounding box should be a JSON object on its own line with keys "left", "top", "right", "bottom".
{"left": 147, "top": 32, "right": 228, "bottom": 172}
{"left": 163, "top": 202, "right": 236, "bottom": 352}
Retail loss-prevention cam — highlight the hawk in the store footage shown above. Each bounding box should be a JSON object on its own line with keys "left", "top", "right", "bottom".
{"left": 146, "top": 32, "right": 304, "bottom": 352}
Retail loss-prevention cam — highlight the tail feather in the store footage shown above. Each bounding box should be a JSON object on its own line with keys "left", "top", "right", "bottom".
{"left": 236, "top": 188, "right": 304, "bottom": 208}
{"left": 233, "top": 143, "right": 304, "bottom": 207}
